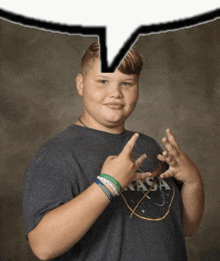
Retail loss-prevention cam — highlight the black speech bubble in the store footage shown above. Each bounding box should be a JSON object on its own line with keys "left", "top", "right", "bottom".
{"left": 0, "top": 8, "right": 220, "bottom": 72}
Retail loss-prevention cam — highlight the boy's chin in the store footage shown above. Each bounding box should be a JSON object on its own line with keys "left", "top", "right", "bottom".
{"left": 102, "top": 117, "right": 126, "bottom": 128}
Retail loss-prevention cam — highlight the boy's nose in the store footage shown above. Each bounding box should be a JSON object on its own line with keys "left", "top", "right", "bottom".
{"left": 108, "top": 84, "right": 123, "bottom": 98}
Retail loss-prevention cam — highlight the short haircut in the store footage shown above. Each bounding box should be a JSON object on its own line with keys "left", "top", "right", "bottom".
{"left": 81, "top": 42, "right": 143, "bottom": 75}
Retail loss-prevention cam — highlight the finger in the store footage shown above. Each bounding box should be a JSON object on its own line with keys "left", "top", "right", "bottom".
{"left": 133, "top": 171, "right": 152, "bottom": 181}
{"left": 121, "top": 133, "right": 139, "bottom": 155}
{"left": 164, "top": 154, "right": 177, "bottom": 166}
{"left": 166, "top": 128, "right": 180, "bottom": 150}
{"left": 162, "top": 150, "right": 169, "bottom": 157}
{"left": 162, "top": 137, "right": 179, "bottom": 157}
{"left": 135, "top": 153, "right": 147, "bottom": 168}
{"left": 161, "top": 150, "right": 177, "bottom": 166}
{"left": 157, "top": 154, "right": 166, "bottom": 162}
{"left": 160, "top": 169, "right": 174, "bottom": 179}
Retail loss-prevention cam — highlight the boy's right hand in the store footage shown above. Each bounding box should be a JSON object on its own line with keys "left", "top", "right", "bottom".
{"left": 100, "top": 133, "right": 151, "bottom": 190}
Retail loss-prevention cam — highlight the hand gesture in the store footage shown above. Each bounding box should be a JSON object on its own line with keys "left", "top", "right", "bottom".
{"left": 101, "top": 133, "right": 151, "bottom": 190}
{"left": 157, "top": 129, "right": 201, "bottom": 185}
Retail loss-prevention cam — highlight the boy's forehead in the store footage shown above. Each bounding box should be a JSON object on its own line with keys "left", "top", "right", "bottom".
{"left": 86, "top": 58, "right": 139, "bottom": 80}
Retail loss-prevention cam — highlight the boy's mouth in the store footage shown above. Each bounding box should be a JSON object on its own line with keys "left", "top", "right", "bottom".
{"left": 104, "top": 103, "right": 124, "bottom": 110}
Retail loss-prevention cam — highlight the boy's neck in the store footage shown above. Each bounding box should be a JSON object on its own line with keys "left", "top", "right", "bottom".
{"left": 75, "top": 116, "right": 125, "bottom": 134}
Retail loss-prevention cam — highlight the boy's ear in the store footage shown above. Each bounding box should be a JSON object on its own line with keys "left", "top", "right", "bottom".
{"left": 76, "top": 73, "right": 84, "bottom": 96}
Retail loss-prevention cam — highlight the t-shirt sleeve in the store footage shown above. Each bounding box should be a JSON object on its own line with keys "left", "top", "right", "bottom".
{"left": 22, "top": 144, "right": 77, "bottom": 235}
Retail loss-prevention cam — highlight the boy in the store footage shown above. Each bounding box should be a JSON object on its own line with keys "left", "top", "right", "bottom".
{"left": 23, "top": 42, "right": 204, "bottom": 260}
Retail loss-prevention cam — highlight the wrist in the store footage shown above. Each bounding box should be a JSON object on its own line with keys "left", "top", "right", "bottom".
{"left": 99, "top": 173, "right": 122, "bottom": 194}
{"left": 182, "top": 176, "right": 203, "bottom": 190}
{"left": 98, "top": 176, "right": 120, "bottom": 196}
{"left": 182, "top": 167, "right": 202, "bottom": 185}
{"left": 94, "top": 178, "right": 115, "bottom": 201}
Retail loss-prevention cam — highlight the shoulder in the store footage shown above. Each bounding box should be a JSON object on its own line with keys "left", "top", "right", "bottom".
{"left": 41, "top": 124, "right": 82, "bottom": 151}
{"left": 28, "top": 124, "right": 83, "bottom": 167}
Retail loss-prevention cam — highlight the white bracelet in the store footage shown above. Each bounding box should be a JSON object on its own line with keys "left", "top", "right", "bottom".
{"left": 97, "top": 176, "right": 120, "bottom": 196}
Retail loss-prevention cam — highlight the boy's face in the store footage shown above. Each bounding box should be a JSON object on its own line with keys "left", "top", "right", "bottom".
{"left": 76, "top": 58, "right": 139, "bottom": 133}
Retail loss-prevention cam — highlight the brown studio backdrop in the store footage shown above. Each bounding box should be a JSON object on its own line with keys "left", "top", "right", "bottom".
{"left": 0, "top": 18, "right": 219, "bottom": 260}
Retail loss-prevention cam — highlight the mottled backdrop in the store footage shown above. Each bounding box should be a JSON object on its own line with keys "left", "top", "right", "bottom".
{"left": 0, "top": 18, "right": 219, "bottom": 260}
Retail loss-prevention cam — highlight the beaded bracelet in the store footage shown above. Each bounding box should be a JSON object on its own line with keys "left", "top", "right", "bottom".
{"left": 100, "top": 173, "right": 122, "bottom": 193}
{"left": 94, "top": 178, "right": 114, "bottom": 201}
{"left": 97, "top": 176, "right": 119, "bottom": 196}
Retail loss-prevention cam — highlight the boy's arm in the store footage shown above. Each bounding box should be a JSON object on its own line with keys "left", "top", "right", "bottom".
{"left": 157, "top": 129, "right": 205, "bottom": 237}
{"left": 28, "top": 183, "right": 110, "bottom": 260}
{"left": 28, "top": 133, "right": 150, "bottom": 260}
{"left": 180, "top": 175, "right": 204, "bottom": 236}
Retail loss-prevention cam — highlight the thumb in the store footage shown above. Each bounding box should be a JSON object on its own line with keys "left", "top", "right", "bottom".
{"left": 106, "top": 155, "right": 117, "bottom": 160}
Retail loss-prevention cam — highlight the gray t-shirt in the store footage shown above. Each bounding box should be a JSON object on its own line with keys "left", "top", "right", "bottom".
{"left": 22, "top": 124, "right": 187, "bottom": 260}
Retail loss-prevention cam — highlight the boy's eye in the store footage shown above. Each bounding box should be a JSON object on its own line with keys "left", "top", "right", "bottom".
{"left": 122, "top": 82, "right": 131, "bottom": 86}
{"left": 98, "top": 80, "right": 108, "bottom": 84}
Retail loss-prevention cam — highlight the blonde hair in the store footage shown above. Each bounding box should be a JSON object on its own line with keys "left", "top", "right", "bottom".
{"left": 81, "top": 42, "right": 143, "bottom": 75}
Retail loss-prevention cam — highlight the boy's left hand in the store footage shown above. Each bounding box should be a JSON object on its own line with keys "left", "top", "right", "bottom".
{"left": 157, "top": 129, "right": 201, "bottom": 185}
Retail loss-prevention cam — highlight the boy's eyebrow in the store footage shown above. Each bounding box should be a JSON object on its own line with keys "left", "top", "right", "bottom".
{"left": 121, "top": 78, "right": 139, "bottom": 83}
{"left": 94, "top": 75, "right": 138, "bottom": 81}
{"left": 123, "top": 78, "right": 137, "bottom": 81}
{"left": 94, "top": 75, "right": 110, "bottom": 78}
